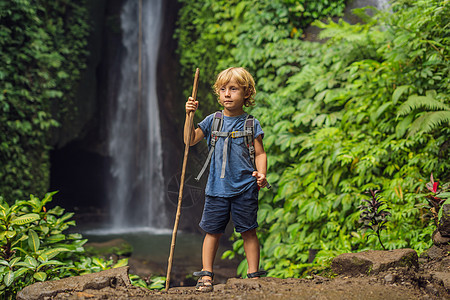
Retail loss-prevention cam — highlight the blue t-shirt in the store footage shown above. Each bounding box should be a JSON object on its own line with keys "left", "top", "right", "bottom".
{"left": 198, "top": 112, "right": 264, "bottom": 197}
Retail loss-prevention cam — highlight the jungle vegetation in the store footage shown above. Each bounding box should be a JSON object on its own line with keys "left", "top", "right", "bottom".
{"left": 175, "top": 0, "right": 450, "bottom": 278}
{"left": 0, "top": 0, "right": 449, "bottom": 295}
{"left": 0, "top": 0, "right": 90, "bottom": 201}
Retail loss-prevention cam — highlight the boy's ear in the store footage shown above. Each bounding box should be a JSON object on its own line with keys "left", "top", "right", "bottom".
{"left": 244, "top": 88, "right": 252, "bottom": 99}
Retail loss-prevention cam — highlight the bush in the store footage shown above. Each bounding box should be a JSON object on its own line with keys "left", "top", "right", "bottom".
{"left": 0, "top": 193, "right": 148, "bottom": 298}
{"left": 177, "top": 0, "right": 449, "bottom": 278}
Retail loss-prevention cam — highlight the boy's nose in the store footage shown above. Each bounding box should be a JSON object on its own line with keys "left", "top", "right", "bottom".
{"left": 225, "top": 88, "right": 231, "bottom": 96}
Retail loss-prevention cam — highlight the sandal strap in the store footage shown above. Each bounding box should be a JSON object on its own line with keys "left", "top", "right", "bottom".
{"left": 247, "top": 270, "right": 267, "bottom": 278}
{"left": 193, "top": 270, "right": 214, "bottom": 279}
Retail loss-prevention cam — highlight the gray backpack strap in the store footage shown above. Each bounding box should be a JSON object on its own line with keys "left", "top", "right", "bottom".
{"left": 195, "top": 111, "right": 223, "bottom": 181}
{"left": 244, "top": 115, "right": 256, "bottom": 169}
{"left": 220, "top": 114, "right": 254, "bottom": 178}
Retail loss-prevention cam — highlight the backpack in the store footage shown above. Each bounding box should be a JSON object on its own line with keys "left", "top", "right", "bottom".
{"left": 195, "top": 111, "right": 255, "bottom": 181}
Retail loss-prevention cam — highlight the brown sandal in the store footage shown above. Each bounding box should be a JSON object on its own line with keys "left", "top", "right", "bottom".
{"left": 247, "top": 270, "right": 267, "bottom": 278}
{"left": 193, "top": 270, "right": 214, "bottom": 292}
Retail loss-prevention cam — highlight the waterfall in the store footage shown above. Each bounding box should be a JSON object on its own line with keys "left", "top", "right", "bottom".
{"left": 348, "top": 0, "right": 390, "bottom": 10}
{"left": 107, "top": 0, "right": 166, "bottom": 231}
{"left": 377, "top": 0, "right": 390, "bottom": 10}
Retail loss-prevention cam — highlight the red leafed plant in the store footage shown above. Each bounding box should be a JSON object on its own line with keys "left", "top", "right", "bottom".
{"left": 425, "top": 173, "right": 450, "bottom": 225}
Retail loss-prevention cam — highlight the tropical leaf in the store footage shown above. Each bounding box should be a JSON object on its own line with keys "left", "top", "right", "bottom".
{"left": 392, "top": 85, "right": 412, "bottom": 104}
{"left": 0, "top": 202, "right": 9, "bottom": 218}
{"left": 11, "top": 235, "right": 28, "bottom": 247}
{"left": 5, "top": 231, "right": 16, "bottom": 239}
{"left": 24, "top": 256, "right": 38, "bottom": 268}
{"left": 37, "top": 260, "right": 65, "bottom": 269}
{"left": 13, "top": 267, "right": 29, "bottom": 280}
{"left": 92, "top": 257, "right": 107, "bottom": 269}
{"left": 58, "top": 212, "right": 74, "bottom": 223}
{"left": 28, "top": 229, "right": 40, "bottom": 253}
{"left": 149, "top": 276, "right": 166, "bottom": 290}
{"left": 39, "top": 248, "right": 70, "bottom": 260}
{"left": 15, "top": 261, "right": 35, "bottom": 269}
{"left": 33, "top": 271, "right": 47, "bottom": 281}
{"left": 438, "top": 192, "right": 450, "bottom": 199}
{"left": 41, "top": 191, "right": 58, "bottom": 206}
{"left": 0, "top": 260, "right": 9, "bottom": 267}
{"left": 11, "top": 213, "right": 40, "bottom": 225}
{"left": 9, "top": 257, "right": 21, "bottom": 267}
{"left": 45, "top": 234, "right": 66, "bottom": 244}
{"left": 113, "top": 258, "right": 128, "bottom": 268}
{"left": 4, "top": 270, "right": 14, "bottom": 287}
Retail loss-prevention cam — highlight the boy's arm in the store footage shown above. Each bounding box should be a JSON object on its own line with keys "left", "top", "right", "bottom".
{"left": 184, "top": 97, "right": 204, "bottom": 145}
{"left": 252, "top": 135, "right": 268, "bottom": 188}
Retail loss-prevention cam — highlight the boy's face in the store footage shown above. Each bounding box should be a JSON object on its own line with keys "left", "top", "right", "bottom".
{"left": 219, "top": 79, "right": 248, "bottom": 114}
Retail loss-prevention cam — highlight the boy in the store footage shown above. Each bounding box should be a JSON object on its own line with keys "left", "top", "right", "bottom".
{"left": 184, "top": 67, "right": 268, "bottom": 292}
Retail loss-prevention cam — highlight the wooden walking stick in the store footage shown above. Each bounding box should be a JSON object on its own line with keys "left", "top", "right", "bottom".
{"left": 165, "top": 68, "right": 200, "bottom": 291}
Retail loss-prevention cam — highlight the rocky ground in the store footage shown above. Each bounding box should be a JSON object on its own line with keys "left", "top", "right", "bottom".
{"left": 17, "top": 246, "right": 450, "bottom": 300}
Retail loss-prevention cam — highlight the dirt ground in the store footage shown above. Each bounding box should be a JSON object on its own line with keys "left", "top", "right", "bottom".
{"left": 45, "top": 261, "right": 448, "bottom": 300}
{"left": 145, "top": 268, "right": 447, "bottom": 300}
{"left": 17, "top": 247, "right": 450, "bottom": 300}
{"left": 56, "top": 272, "right": 444, "bottom": 300}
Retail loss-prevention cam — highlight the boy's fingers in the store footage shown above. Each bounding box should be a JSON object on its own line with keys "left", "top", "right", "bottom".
{"left": 186, "top": 98, "right": 198, "bottom": 113}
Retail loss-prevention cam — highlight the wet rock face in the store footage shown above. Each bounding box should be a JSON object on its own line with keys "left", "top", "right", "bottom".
{"left": 16, "top": 267, "right": 147, "bottom": 300}
{"left": 438, "top": 204, "right": 450, "bottom": 237}
{"left": 331, "top": 249, "right": 418, "bottom": 276}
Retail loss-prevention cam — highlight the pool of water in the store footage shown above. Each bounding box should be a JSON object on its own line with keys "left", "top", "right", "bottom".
{"left": 78, "top": 226, "right": 239, "bottom": 283}
{"left": 82, "top": 227, "right": 204, "bottom": 263}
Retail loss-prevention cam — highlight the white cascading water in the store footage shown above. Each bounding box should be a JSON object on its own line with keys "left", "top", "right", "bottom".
{"left": 107, "top": 0, "right": 166, "bottom": 232}
{"left": 378, "top": 0, "right": 390, "bottom": 10}
{"left": 353, "top": 0, "right": 390, "bottom": 10}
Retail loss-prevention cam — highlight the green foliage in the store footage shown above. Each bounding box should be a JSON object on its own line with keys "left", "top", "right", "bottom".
{"left": 252, "top": 0, "right": 449, "bottom": 278}
{"left": 397, "top": 92, "right": 450, "bottom": 136}
{"left": 0, "top": 0, "right": 90, "bottom": 201}
{"left": 175, "top": 0, "right": 346, "bottom": 121}
{"left": 129, "top": 274, "right": 166, "bottom": 291}
{"left": 0, "top": 192, "right": 166, "bottom": 297}
{"left": 422, "top": 173, "right": 450, "bottom": 224}
{"left": 0, "top": 193, "right": 135, "bottom": 297}
{"left": 0, "top": 192, "right": 83, "bottom": 296}
{"left": 177, "top": 0, "right": 449, "bottom": 279}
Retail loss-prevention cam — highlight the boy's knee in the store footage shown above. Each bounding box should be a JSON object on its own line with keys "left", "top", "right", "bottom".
{"left": 241, "top": 228, "right": 257, "bottom": 239}
{"left": 206, "top": 232, "right": 222, "bottom": 239}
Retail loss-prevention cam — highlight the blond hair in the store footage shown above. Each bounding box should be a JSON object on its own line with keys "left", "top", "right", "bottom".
{"left": 213, "top": 67, "right": 256, "bottom": 107}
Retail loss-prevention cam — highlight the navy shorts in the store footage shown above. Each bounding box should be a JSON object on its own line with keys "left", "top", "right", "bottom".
{"left": 199, "top": 186, "right": 259, "bottom": 234}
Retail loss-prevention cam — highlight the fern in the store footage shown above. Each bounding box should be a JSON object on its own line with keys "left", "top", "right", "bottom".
{"left": 408, "top": 111, "right": 450, "bottom": 136}
{"left": 397, "top": 94, "right": 450, "bottom": 116}
{"left": 396, "top": 93, "right": 449, "bottom": 136}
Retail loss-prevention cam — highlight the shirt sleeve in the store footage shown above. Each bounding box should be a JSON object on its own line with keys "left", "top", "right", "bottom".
{"left": 254, "top": 118, "right": 264, "bottom": 140}
{"left": 198, "top": 113, "right": 214, "bottom": 141}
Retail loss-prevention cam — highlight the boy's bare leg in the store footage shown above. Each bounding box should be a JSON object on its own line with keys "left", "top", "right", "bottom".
{"left": 201, "top": 232, "right": 222, "bottom": 281}
{"left": 241, "top": 229, "right": 260, "bottom": 275}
